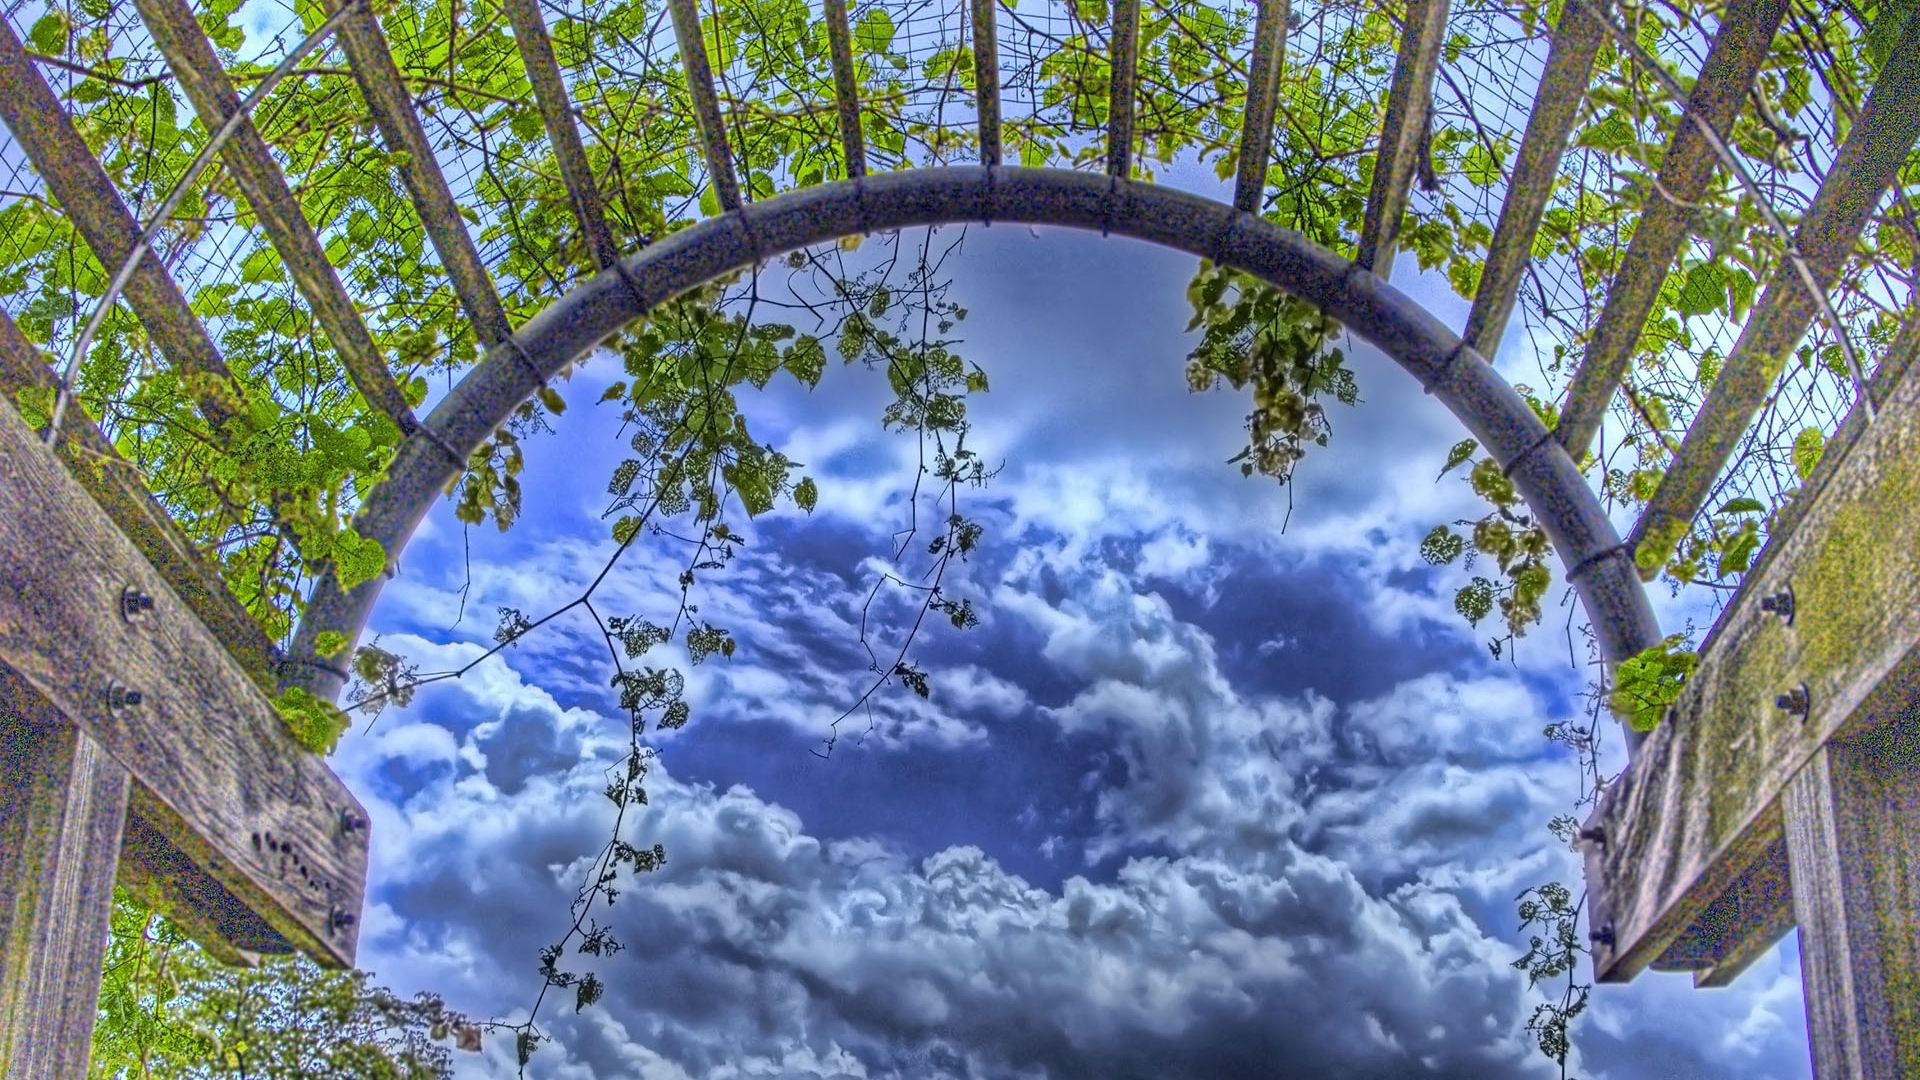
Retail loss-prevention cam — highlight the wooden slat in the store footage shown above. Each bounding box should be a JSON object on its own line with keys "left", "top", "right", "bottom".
{"left": 1647, "top": 834, "right": 1793, "bottom": 985}
{"left": 1106, "top": 0, "right": 1141, "bottom": 179}
{"left": 971, "top": 0, "right": 1002, "bottom": 167}
{"left": 1354, "top": 0, "right": 1449, "bottom": 278}
{"left": 1585, "top": 332, "right": 1920, "bottom": 984}
{"left": 499, "top": 0, "right": 624, "bottom": 264}
{"left": 0, "top": 397, "right": 370, "bottom": 968}
{"left": 1553, "top": 0, "right": 1787, "bottom": 456}
{"left": 822, "top": 0, "right": 868, "bottom": 177}
{"left": 1460, "top": 0, "right": 1602, "bottom": 357}
{"left": 1626, "top": 11, "right": 1920, "bottom": 578}
{"left": 0, "top": 710, "right": 130, "bottom": 1080}
{"left": 326, "top": 0, "right": 514, "bottom": 344}
{"left": 0, "top": 17, "right": 242, "bottom": 433}
{"left": 135, "top": 0, "right": 422, "bottom": 438}
{"left": 666, "top": 0, "right": 744, "bottom": 211}
{"left": 1785, "top": 725, "right": 1920, "bottom": 1078}
{"left": 1231, "top": 0, "right": 1289, "bottom": 214}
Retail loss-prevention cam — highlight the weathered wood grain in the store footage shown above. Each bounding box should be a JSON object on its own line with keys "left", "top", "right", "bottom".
{"left": 0, "top": 702, "right": 131, "bottom": 1080}
{"left": 1354, "top": 0, "right": 1449, "bottom": 278}
{"left": 0, "top": 397, "right": 368, "bottom": 968}
{"left": 1785, "top": 721, "right": 1920, "bottom": 1078}
{"left": 1586, "top": 342, "right": 1920, "bottom": 984}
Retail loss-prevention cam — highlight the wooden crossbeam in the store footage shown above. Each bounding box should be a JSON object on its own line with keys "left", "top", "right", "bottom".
{"left": 1231, "top": 0, "right": 1289, "bottom": 214}
{"left": 667, "top": 0, "right": 744, "bottom": 211}
{"left": 1584, "top": 317, "right": 1920, "bottom": 1001}
{"left": 327, "top": 0, "right": 515, "bottom": 345}
{"left": 0, "top": 18, "right": 242, "bottom": 433}
{"left": 972, "top": 0, "right": 1003, "bottom": 167}
{"left": 1553, "top": 0, "right": 1787, "bottom": 457}
{"left": 1355, "top": 0, "right": 1449, "bottom": 278}
{"left": 500, "top": 0, "right": 624, "bottom": 266}
{"left": 0, "top": 313, "right": 280, "bottom": 693}
{"left": 1106, "top": 0, "right": 1141, "bottom": 179}
{"left": 0, "top": 391, "right": 371, "bottom": 970}
{"left": 135, "top": 0, "right": 423, "bottom": 438}
{"left": 1627, "top": 11, "right": 1920, "bottom": 578}
{"left": 823, "top": 0, "right": 869, "bottom": 177}
{"left": 1459, "top": 0, "right": 1602, "bottom": 358}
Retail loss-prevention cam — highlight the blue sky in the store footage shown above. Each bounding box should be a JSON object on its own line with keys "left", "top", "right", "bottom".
{"left": 330, "top": 209, "right": 1816, "bottom": 1078}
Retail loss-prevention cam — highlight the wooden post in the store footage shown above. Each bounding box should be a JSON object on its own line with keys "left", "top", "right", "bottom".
{"left": 0, "top": 708, "right": 131, "bottom": 1079}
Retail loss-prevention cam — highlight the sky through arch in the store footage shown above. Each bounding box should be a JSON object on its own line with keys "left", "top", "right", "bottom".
{"left": 336, "top": 217, "right": 1814, "bottom": 1080}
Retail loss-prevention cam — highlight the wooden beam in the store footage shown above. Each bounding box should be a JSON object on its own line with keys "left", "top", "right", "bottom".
{"left": 822, "top": 0, "right": 868, "bottom": 178}
{"left": 135, "top": 0, "right": 423, "bottom": 439}
{"left": 1231, "top": 0, "right": 1289, "bottom": 214}
{"left": 0, "top": 310, "right": 280, "bottom": 693}
{"left": 1354, "top": 0, "right": 1449, "bottom": 278}
{"left": 1584, "top": 324, "right": 1920, "bottom": 985}
{"left": 1553, "top": 0, "right": 1787, "bottom": 457}
{"left": 666, "top": 0, "right": 743, "bottom": 212}
{"left": 326, "top": 0, "right": 514, "bottom": 344}
{"left": 971, "top": 0, "right": 1002, "bottom": 167}
{"left": 0, "top": 17, "right": 242, "bottom": 433}
{"left": 1106, "top": 0, "right": 1141, "bottom": 179}
{"left": 1627, "top": 10, "right": 1920, "bottom": 578}
{"left": 1460, "top": 0, "right": 1602, "bottom": 358}
{"left": 0, "top": 397, "right": 370, "bottom": 968}
{"left": 1785, "top": 721, "right": 1920, "bottom": 1078}
{"left": 0, "top": 709, "right": 130, "bottom": 1079}
{"left": 499, "top": 0, "right": 625, "bottom": 264}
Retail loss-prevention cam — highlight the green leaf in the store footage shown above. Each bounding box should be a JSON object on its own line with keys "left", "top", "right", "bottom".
{"left": 28, "top": 12, "right": 67, "bottom": 53}
{"left": 1674, "top": 262, "right": 1727, "bottom": 318}
{"left": 314, "top": 630, "right": 350, "bottom": 658}
{"left": 1455, "top": 577, "right": 1495, "bottom": 626}
{"left": 270, "top": 686, "right": 350, "bottom": 753}
{"left": 240, "top": 247, "right": 284, "bottom": 285}
{"left": 538, "top": 385, "right": 568, "bottom": 415}
{"left": 1420, "top": 524, "right": 1465, "bottom": 565}
{"left": 793, "top": 476, "right": 818, "bottom": 513}
{"left": 1608, "top": 634, "right": 1698, "bottom": 732}
{"left": 330, "top": 528, "right": 386, "bottom": 591}
{"left": 1717, "top": 497, "right": 1766, "bottom": 516}
{"left": 1438, "top": 438, "right": 1477, "bottom": 480}
{"left": 1792, "top": 426, "right": 1825, "bottom": 481}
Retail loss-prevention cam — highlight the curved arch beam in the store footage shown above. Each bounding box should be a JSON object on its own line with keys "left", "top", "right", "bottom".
{"left": 287, "top": 166, "right": 1659, "bottom": 752}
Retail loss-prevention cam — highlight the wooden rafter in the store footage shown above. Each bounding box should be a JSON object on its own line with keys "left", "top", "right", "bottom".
{"left": 0, "top": 18, "right": 242, "bottom": 433}
{"left": 1232, "top": 0, "right": 1289, "bottom": 214}
{"left": 136, "top": 0, "right": 422, "bottom": 437}
{"left": 326, "top": 0, "right": 514, "bottom": 345}
{"left": 972, "top": 0, "right": 1003, "bottom": 167}
{"left": 1355, "top": 0, "right": 1449, "bottom": 278}
{"left": 1461, "top": 0, "right": 1602, "bottom": 358}
{"left": 823, "top": 0, "right": 869, "bottom": 177}
{"left": 667, "top": 0, "right": 744, "bottom": 211}
{"left": 1554, "top": 0, "right": 1788, "bottom": 456}
{"left": 1627, "top": 10, "right": 1920, "bottom": 578}
{"left": 500, "top": 0, "right": 624, "bottom": 266}
{"left": 1106, "top": 0, "right": 1141, "bottom": 179}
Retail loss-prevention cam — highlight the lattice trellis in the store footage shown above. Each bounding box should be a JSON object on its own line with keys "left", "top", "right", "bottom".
{"left": 2, "top": 0, "right": 1919, "bottom": 1072}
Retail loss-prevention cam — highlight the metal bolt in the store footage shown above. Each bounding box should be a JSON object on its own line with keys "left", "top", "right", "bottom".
{"left": 340, "top": 810, "right": 368, "bottom": 835}
{"left": 1577, "top": 827, "right": 1606, "bottom": 848}
{"left": 106, "top": 682, "right": 143, "bottom": 710}
{"left": 1589, "top": 924, "right": 1614, "bottom": 948}
{"left": 331, "top": 909, "right": 357, "bottom": 933}
{"left": 120, "top": 586, "right": 155, "bottom": 623}
{"left": 1759, "top": 585, "right": 1795, "bottom": 625}
{"left": 1775, "top": 683, "right": 1811, "bottom": 718}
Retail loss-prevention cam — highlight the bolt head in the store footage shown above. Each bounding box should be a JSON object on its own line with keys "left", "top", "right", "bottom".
{"left": 340, "top": 810, "right": 368, "bottom": 835}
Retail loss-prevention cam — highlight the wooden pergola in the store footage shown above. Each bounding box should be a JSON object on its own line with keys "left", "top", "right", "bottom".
{"left": 1, "top": 0, "right": 1916, "bottom": 1073}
